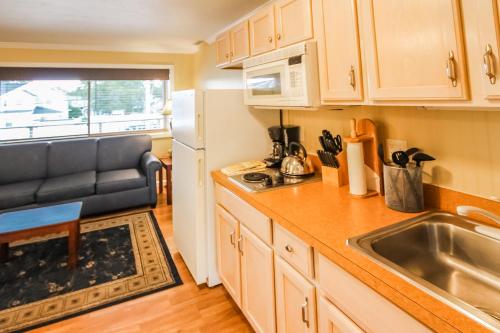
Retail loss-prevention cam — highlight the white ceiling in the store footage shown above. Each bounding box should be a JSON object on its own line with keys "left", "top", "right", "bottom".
{"left": 0, "top": 0, "right": 268, "bottom": 53}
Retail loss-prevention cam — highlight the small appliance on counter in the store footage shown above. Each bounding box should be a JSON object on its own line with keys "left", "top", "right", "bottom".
{"left": 228, "top": 167, "right": 320, "bottom": 193}
{"left": 264, "top": 112, "right": 300, "bottom": 168}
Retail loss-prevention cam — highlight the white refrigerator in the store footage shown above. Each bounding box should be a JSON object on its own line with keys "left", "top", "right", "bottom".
{"left": 172, "top": 89, "right": 276, "bottom": 286}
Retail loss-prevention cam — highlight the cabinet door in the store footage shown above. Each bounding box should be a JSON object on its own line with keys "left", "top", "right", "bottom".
{"left": 318, "top": 296, "right": 363, "bottom": 333}
{"left": 275, "top": 256, "right": 316, "bottom": 333}
{"left": 249, "top": 5, "right": 276, "bottom": 55}
{"left": 314, "top": 0, "right": 363, "bottom": 102}
{"left": 475, "top": 0, "right": 500, "bottom": 99}
{"left": 240, "top": 225, "right": 276, "bottom": 333}
{"left": 275, "top": 0, "right": 314, "bottom": 48}
{"left": 362, "top": 0, "right": 468, "bottom": 100}
{"left": 231, "top": 21, "right": 250, "bottom": 63}
{"left": 215, "top": 205, "right": 241, "bottom": 306}
{"left": 216, "top": 32, "right": 231, "bottom": 67}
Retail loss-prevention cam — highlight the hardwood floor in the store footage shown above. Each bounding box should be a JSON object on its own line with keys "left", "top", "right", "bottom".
{"left": 31, "top": 193, "right": 253, "bottom": 333}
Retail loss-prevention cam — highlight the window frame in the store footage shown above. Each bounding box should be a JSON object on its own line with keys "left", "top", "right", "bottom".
{"left": 0, "top": 63, "right": 174, "bottom": 143}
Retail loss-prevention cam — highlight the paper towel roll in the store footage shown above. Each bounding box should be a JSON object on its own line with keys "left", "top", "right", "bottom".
{"left": 347, "top": 142, "right": 367, "bottom": 196}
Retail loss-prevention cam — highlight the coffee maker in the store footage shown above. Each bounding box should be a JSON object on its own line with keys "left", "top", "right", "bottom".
{"left": 265, "top": 125, "right": 300, "bottom": 168}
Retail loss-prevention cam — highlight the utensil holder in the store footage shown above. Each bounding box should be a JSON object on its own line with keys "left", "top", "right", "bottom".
{"left": 321, "top": 151, "right": 349, "bottom": 187}
{"left": 383, "top": 164, "right": 424, "bottom": 213}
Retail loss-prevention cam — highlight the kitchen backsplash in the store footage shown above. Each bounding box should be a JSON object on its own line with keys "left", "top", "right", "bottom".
{"left": 285, "top": 107, "right": 500, "bottom": 201}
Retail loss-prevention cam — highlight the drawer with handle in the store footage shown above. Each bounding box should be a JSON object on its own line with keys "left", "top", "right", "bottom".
{"left": 274, "top": 222, "right": 314, "bottom": 278}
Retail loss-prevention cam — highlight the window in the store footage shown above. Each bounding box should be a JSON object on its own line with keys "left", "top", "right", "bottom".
{"left": 0, "top": 67, "right": 170, "bottom": 141}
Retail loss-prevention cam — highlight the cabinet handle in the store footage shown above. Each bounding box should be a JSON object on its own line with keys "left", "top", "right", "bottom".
{"left": 225, "top": 53, "right": 229, "bottom": 59}
{"left": 268, "top": 36, "right": 273, "bottom": 43}
{"left": 229, "top": 231, "right": 235, "bottom": 247}
{"left": 237, "top": 236, "right": 243, "bottom": 255}
{"left": 483, "top": 44, "right": 497, "bottom": 85}
{"left": 348, "top": 66, "right": 356, "bottom": 90}
{"left": 446, "top": 50, "right": 458, "bottom": 87}
{"left": 230, "top": 51, "right": 234, "bottom": 57}
{"left": 285, "top": 244, "right": 294, "bottom": 253}
{"left": 301, "top": 297, "right": 310, "bottom": 328}
{"left": 276, "top": 33, "right": 282, "bottom": 41}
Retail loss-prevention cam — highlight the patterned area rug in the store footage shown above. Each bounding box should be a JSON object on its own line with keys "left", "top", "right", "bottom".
{"left": 0, "top": 211, "right": 182, "bottom": 332}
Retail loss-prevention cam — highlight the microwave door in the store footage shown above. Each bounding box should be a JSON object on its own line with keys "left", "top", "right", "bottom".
{"left": 245, "top": 61, "right": 287, "bottom": 105}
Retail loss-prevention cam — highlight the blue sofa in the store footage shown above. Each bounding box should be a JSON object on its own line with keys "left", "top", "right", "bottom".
{"left": 0, "top": 134, "right": 161, "bottom": 217}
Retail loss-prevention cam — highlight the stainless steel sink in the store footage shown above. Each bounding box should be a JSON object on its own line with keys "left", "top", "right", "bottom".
{"left": 348, "top": 212, "right": 500, "bottom": 331}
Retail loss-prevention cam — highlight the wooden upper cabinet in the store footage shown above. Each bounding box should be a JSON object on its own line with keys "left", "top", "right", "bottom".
{"left": 362, "top": 0, "right": 468, "bottom": 101}
{"left": 249, "top": 5, "right": 277, "bottom": 56}
{"left": 230, "top": 21, "right": 250, "bottom": 63}
{"left": 215, "top": 33, "right": 231, "bottom": 67}
{"left": 474, "top": 0, "right": 500, "bottom": 99}
{"left": 275, "top": 0, "right": 314, "bottom": 48}
{"left": 314, "top": 0, "right": 363, "bottom": 102}
{"left": 215, "top": 205, "right": 241, "bottom": 306}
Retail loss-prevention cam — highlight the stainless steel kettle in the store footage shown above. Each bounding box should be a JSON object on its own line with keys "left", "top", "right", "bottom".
{"left": 280, "top": 142, "right": 314, "bottom": 177}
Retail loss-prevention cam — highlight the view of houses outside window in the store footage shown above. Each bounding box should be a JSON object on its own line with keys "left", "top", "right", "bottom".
{"left": 0, "top": 80, "right": 168, "bottom": 141}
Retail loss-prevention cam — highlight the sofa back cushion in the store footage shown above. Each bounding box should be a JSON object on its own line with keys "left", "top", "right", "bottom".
{"left": 97, "top": 135, "right": 152, "bottom": 172}
{"left": 0, "top": 142, "right": 48, "bottom": 184}
{"left": 48, "top": 138, "right": 98, "bottom": 177}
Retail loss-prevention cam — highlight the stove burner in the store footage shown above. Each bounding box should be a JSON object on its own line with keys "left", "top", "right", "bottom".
{"left": 243, "top": 172, "right": 271, "bottom": 183}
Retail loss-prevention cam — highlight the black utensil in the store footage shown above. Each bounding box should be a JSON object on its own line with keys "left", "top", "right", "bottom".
{"left": 392, "top": 151, "right": 409, "bottom": 168}
{"left": 413, "top": 153, "right": 436, "bottom": 167}
{"left": 332, "top": 135, "right": 342, "bottom": 154}
{"left": 319, "top": 136, "right": 327, "bottom": 152}
{"left": 377, "top": 143, "right": 386, "bottom": 165}
{"left": 405, "top": 147, "right": 420, "bottom": 157}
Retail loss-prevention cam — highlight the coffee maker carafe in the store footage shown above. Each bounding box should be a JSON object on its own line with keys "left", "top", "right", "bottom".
{"left": 265, "top": 125, "right": 300, "bottom": 168}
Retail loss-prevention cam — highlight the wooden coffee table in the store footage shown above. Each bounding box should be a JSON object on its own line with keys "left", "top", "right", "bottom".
{"left": 0, "top": 202, "right": 82, "bottom": 268}
{"left": 159, "top": 157, "right": 173, "bottom": 205}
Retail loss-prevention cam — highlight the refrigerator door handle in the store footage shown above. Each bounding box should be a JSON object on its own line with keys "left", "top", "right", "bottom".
{"left": 197, "top": 157, "right": 204, "bottom": 187}
{"left": 197, "top": 112, "right": 203, "bottom": 143}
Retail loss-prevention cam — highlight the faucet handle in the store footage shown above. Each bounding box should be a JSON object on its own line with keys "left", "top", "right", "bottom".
{"left": 456, "top": 205, "right": 500, "bottom": 225}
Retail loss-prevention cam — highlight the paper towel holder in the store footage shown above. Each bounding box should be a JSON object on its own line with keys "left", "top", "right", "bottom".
{"left": 344, "top": 118, "right": 384, "bottom": 198}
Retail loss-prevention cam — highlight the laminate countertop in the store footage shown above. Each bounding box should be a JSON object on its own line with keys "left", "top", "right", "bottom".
{"left": 212, "top": 171, "right": 491, "bottom": 333}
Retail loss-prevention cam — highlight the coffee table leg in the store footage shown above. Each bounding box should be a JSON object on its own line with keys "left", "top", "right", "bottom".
{"left": 67, "top": 221, "right": 80, "bottom": 269}
{"left": 0, "top": 243, "right": 8, "bottom": 262}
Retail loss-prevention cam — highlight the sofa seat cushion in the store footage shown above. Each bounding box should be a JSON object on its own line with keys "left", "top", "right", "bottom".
{"left": 0, "top": 180, "right": 44, "bottom": 210}
{"left": 37, "top": 171, "right": 96, "bottom": 203}
{"left": 97, "top": 169, "right": 147, "bottom": 194}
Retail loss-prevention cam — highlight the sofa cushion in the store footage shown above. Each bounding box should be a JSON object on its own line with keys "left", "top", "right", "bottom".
{"left": 96, "top": 169, "right": 147, "bottom": 194}
{"left": 97, "top": 135, "right": 152, "bottom": 172}
{"left": 48, "top": 138, "right": 97, "bottom": 177}
{"left": 0, "top": 142, "right": 48, "bottom": 185}
{"left": 37, "top": 171, "right": 96, "bottom": 203}
{"left": 0, "top": 180, "right": 44, "bottom": 210}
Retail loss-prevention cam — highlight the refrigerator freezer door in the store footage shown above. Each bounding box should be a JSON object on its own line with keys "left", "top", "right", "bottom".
{"left": 172, "top": 139, "right": 207, "bottom": 284}
{"left": 172, "top": 89, "right": 205, "bottom": 149}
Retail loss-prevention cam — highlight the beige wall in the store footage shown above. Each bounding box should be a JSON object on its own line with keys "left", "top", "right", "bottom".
{"left": 286, "top": 107, "right": 500, "bottom": 200}
{"left": 0, "top": 47, "right": 194, "bottom": 155}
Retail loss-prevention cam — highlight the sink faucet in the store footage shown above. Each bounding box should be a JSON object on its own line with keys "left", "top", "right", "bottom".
{"left": 456, "top": 205, "right": 500, "bottom": 225}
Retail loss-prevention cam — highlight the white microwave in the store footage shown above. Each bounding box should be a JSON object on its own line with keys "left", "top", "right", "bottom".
{"left": 243, "top": 41, "right": 320, "bottom": 109}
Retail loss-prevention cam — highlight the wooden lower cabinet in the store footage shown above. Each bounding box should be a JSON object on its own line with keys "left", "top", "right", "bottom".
{"left": 317, "top": 296, "right": 363, "bottom": 333}
{"left": 275, "top": 255, "right": 317, "bottom": 333}
{"left": 215, "top": 205, "right": 241, "bottom": 306}
{"left": 240, "top": 225, "right": 276, "bottom": 333}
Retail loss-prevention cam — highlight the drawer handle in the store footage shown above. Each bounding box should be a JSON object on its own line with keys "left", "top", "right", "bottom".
{"left": 483, "top": 44, "right": 497, "bottom": 85}
{"left": 301, "top": 297, "right": 310, "bottom": 327}
{"left": 229, "top": 231, "right": 235, "bottom": 247}
{"left": 268, "top": 36, "right": 273, "bottom": 43}
{"left": 237, "top": 236, "right": 244, "bottom": 255}
{"left": 285, "top": 244, "right": 294, "bottom": 253}
{"left": 446, "top": 50, "right": 458, "bottom": 87}
{"left": 348, "top": 66, "right": 356, "bottom": 90}
{"left": 276, "top": 33, "right": 282, "bottom": 41}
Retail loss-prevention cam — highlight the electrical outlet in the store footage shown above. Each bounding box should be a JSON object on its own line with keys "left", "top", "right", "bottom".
{"left": 386, "top": 139, "right": 407, "bottom": 159}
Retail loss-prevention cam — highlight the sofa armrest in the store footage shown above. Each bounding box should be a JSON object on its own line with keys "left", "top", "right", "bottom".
{"left": 141, "top": 152, "right": 161, "bottom": 205}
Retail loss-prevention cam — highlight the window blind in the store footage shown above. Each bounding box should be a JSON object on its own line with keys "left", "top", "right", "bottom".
{"left": 0, "top": 67, "right": 169, "bottom": 81}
